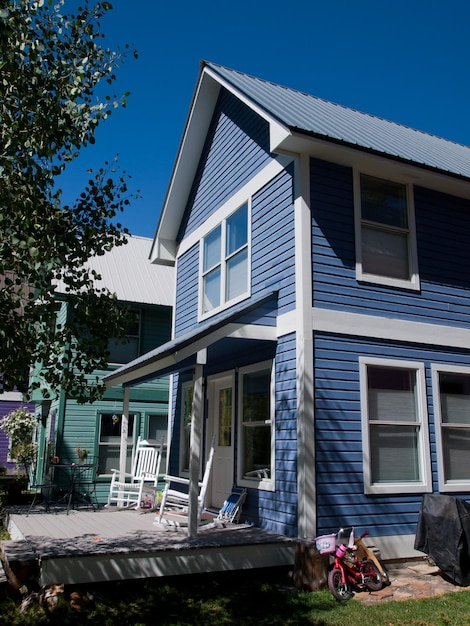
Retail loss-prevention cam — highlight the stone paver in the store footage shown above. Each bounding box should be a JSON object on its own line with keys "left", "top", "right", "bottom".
{"left": 354, "top": 561, "right": 468, "bottom": 605}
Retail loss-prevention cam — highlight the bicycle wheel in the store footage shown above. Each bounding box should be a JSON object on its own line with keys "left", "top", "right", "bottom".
{"left": 362, "top": 560, "right": 383, "bottom": 591}
{"left": 328, "top": 568, "right": 353, "bottom": 602}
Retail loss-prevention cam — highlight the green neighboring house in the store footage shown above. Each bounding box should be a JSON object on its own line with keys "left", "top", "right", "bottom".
{"left": 33, "top": 235, "right": 174, "bottom": 504}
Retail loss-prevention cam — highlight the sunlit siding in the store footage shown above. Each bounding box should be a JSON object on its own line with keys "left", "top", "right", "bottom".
{"left": 314, "top": 331, "right": 470, "bottom": 539}
{"left": 311, "top": 158, "right": 470, "bottom": 326}
{"left": 180, "top": 90, "right": 271, "bottom": 239}
{"left": 252, "top": 164, "right": 296, "bottom": 315}
{"left": 174, "top": 244, "right": 199, "bottom": 338}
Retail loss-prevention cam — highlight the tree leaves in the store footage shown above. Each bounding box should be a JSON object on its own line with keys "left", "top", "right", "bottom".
{"left": 0, "top": 1, "right": 138, "bottom": 403}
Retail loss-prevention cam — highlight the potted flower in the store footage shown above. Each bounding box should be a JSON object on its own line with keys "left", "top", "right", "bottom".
{"left": 0, "top": 407, "right": 37, "bottom": 470}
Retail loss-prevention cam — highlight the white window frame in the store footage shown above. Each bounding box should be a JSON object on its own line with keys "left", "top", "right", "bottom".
{"left": 199, "top": 200, "right": 251, "bottom": 320}
{"left": 359, "top": 357, "right": 431, "bottom": 494}
{"left": 354, "top": 171, "right": 420, "bottom": 291}
{"left": 432, "top": 364, "right": 470, "bottom": 492}
{"left": 237, "top": 360, "right": 275, "bottom": 492}
{"left": 97, "top": 411, "right": 137, "bottom": 476}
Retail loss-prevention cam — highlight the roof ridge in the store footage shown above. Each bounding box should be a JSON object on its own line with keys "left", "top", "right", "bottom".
{"left": 204, "top": 61, "right": 470, "bottom": 151}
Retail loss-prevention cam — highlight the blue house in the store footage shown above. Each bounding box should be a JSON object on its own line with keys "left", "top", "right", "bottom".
{"left": 106, "top": 63, "right": 470, "bottom": 559}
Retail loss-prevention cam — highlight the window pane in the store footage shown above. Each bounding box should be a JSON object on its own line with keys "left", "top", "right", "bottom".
{"left": 370, "top": 425, "right": 420, "bottom": 482}
{"left": 226, "top": 204, "right": 248, "bottom": 256}
{"left": 226, "top": 248, "right": 248, "bottom": 301}
{"left": 368, "top": 367, "right": 418, "bottom": 422}
{"left": 218, "top": 387, "right": 232, "bottom": 447}
{"left": 98, "top": 413, "right": 134, "bottom": 475}
{"left": 203, "top": 267, "right": 220, "bottom": 313}
{"left": 203, "top": 226, "right": 221, "bottom": 272}
{"left": 361, "top": 174, "right": 408, "bottom": 228}
{"left": 243, "top": 425, "right": 271, "bottom": 476}
{"left": 243, "top": 368, "right": 271, "bottom": 423}
{"left": 442, "top": 427, "right": 470, "bottom": 480}
{"left": 362, "top": 226, "right": 409, "bottom": 279}
{"left": 439, "top": 373, "right": 470, "bottom": 424}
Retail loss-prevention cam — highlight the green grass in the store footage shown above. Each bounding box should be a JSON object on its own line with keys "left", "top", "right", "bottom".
{"left": 0, "top": 569, "right": 468, "bottom": 625}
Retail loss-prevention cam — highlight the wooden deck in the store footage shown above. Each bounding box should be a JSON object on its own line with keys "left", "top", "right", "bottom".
{"left": 2, "top": 507, "right": 295, "bottom": 587}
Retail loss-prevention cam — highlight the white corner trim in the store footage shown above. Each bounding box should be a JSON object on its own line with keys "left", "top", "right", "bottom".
{"left": 312, "top": 307, "right": 470, "bottom": 349}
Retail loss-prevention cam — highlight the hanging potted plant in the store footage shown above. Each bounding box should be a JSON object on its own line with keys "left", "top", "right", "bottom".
{"left": 75, "top": 446, "right": 89, "bottom": 464}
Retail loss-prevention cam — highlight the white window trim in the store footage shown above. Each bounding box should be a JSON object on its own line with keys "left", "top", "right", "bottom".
{"left": 237, "top": 360, "right": 275, "bottom": 492}
{"left": 431, "top": 363, "right": 470, "bottom": 493}
{"left": 198, "top": 200, "right": 251, "bottom": 321}
{"left": 359, "top": 357, "right": 431, "bottom": 495}
{"left": 353, "top": 170, "right": 420, "bottom": 291}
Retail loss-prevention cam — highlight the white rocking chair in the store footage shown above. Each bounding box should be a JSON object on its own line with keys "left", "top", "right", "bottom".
{"left": 106, "top": 437, "right": 162, "bottom": 509}
{"left": 155, "top": 437, "right": 215, "bottom": 527}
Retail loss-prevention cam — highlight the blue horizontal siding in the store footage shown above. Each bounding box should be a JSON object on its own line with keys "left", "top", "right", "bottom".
{"left": 181, "top": 90, "right": 272, "bottom": 239}
{"left": 174, "top": 244, "right": 199, "bottom": 337}
{"left": 314, "top": 332, "right": 470, "bottom": 538}
{"left": 311, "top": 157, "right": 470, "bottom": 327}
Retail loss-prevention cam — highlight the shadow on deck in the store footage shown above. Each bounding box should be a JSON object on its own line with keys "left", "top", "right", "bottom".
{"left": 2, "top": 507, "right": 295, "bottom": 587}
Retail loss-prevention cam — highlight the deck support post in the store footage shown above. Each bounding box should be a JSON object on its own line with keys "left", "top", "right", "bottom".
{"left": 118, "top": 387, "right": 131, "bottom": 506}
{"left": 188, "top": 352, "right": 206, "bottom": 537}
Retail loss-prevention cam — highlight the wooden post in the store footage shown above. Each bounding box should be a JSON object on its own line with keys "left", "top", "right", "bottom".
{"left": 292, "top": 540, "right": 330, "bottom": 591}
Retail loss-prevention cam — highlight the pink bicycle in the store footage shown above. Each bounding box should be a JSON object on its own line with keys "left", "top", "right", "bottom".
{"left": 316, "top": 527, "right": 385, "bottom": 601}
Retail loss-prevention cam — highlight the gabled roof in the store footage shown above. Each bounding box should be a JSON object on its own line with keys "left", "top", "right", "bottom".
{"left": 151, "top": 62, "right": 470, "bottom": 264}
{"left": 55, "top": 235, "right": 174, "bottom": 307}
{"left": 207, "top": 63, "right": 470, "bottom": 180}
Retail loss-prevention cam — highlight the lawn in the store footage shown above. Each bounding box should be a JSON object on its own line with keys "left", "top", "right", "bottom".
{"left": 0, "top": 569, "right": 469, "bottom": 626}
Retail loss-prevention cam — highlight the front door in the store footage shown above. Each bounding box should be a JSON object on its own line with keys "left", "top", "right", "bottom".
{"left": 207, "top": 374, "right": 235, "bottom": 509}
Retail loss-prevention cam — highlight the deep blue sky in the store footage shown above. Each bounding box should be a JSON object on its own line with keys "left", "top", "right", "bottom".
{"left": 58, "top": 0, "right": 470, "bottom": 238}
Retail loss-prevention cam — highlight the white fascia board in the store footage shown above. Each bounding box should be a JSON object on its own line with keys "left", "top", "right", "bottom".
{"left": 106, "top": 323, "right": 277, "bottom": 388}
{"left": 279, "top": 132, "right": 470, "bottom": 202}
{"left": 151, "top": 68, "right": 292, "bottom": 264}
{"left": 150, "top": 72, "right": 221, "bottom": 264}
{"left": 203, "top": 66, "right": 291, "bottom": 153}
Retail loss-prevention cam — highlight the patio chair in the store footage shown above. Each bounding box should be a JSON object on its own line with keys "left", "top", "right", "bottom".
{"left": 155, "top": 437, "right": 215, "bottom": 527}
{"left": 215, "top": 486, "right": 247, "bottom": 525}
{"left": 106, "top": 437, "right": 163, "bottom": 509}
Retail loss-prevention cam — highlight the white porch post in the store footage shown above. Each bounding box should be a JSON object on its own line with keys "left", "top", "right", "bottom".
{"left": 188, "top": 350, "right": 206, "bottom": 537}
{"left": 118, "top": 386, "right": 131, "bottom": 505}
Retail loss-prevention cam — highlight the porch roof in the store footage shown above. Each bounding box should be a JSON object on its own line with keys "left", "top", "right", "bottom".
{"left": 104, "top": 290, "right": 279, "bottom": 388}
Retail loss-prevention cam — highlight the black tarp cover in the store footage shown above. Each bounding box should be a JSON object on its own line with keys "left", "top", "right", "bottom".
{"left": 414, "top": 494, "right": 470, "bottom": 586}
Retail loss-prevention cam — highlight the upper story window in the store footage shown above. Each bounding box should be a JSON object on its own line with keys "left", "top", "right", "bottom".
{"left": 432, "top": 365, "right": 470, "bottom": 492}
{"left": 355, "top": 173, "right": 420, "bottom": 290}
{"left": 200, "top": 203, "right": 250, "bottom": 317}
{"left": 360, "top": 357, "right": 431, "bottom": 494}
{"left": 107, "top": 310, "right": 141, "bottom": 364}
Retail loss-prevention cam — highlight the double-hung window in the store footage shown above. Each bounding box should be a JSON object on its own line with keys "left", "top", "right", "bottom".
{"left": 432, "top": 365, "right": 470, "bottom": 492}
{"left": 201, "top": 203, "right": 249, "bottom": 316}
{"left": 355, "top": 173, "right": 419, "bottom": 290}
{"left": 98, "top": 412, "right": 135, "bottom": 475}
{"left": 360, "top": 357, "right": 431, "bottom": 494}
{"left": 238, "top": 361, "right": 274, "bottom": 490}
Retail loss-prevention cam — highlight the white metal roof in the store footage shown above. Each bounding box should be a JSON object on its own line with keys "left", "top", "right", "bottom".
{"left": 55, "top": 235, "right": 174, "bottom": 307}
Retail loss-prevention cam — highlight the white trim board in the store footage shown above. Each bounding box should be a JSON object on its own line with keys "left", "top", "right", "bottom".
{"left": 310, "top": 307, "right": 470, "bottom": 350}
